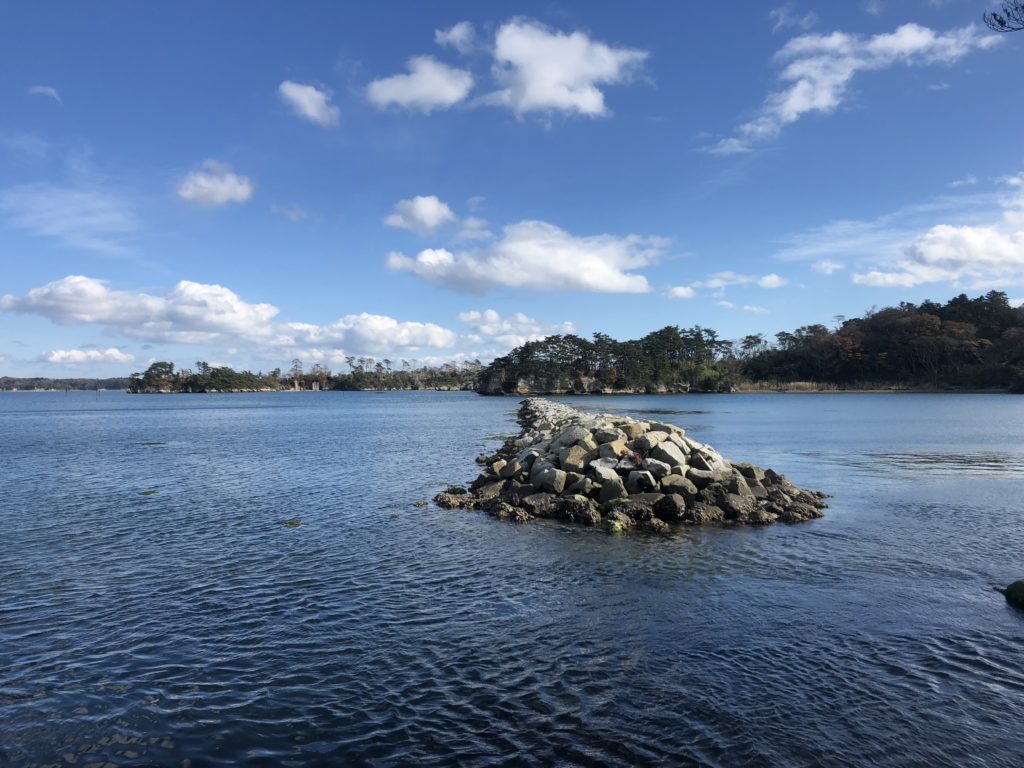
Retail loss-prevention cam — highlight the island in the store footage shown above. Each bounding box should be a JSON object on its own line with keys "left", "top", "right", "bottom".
{"left": 435, "top": 398, "right": 827, "bottom": 533}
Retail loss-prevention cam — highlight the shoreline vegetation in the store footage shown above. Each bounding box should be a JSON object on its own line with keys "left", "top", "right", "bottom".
{"left": 5, "top": 291, "right": 1023, "bottom": 395}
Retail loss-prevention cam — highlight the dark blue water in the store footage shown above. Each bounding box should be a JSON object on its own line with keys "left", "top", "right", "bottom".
{"left": 1, "top": 391, "right": 1022, "bottom": 767}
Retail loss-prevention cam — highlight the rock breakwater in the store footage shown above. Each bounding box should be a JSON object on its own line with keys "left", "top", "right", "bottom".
{"left": 434, "top": 398, "right": 828, "bottom": 532}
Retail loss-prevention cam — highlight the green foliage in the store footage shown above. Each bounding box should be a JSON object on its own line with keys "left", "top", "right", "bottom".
{"left": 481, "top": 291, "right": 1024, "bottom": 392}
{"left": 0, "top": 376, "right": 131, "bottom": 391}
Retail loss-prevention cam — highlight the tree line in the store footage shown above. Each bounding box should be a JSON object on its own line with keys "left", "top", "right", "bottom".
{"left": 127, "top": 358, "right": 483, "bottom": 393}
{"left": 482, "top": 291, "right": 1024, "bottom": 393}
{"left": 0, "top": 376, "right": 132, "bottom": 391}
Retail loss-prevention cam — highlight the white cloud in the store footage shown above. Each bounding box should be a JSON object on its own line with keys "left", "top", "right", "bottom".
{"left": 757, "top": 273, "right": 788, "bottom": 288}
{"left": 367, "top": 56, "right": 473, "bottom": 112}
{"left": 278, "top": 81, "right": 340, "bottom": 127}
{"left": 28, "top": 85, "right": 62, "bottom": 104}
{"left": 282, "top": 314, "right": 458, "bottom": 353}
{"left": 949, "top": 174, "right": 977, "bottom": 188}
{"left": 718, "top": 300, "right": 736, "bottom": 309}
{"left": 742, "top": 305, "right": 769, "bottom": 313}
{"left": 485, "top": 19, "right": 647, "bottom": 117}
{"left": 863, "top": 0, "right": 884, "bottom": 16}
{"left": 691, "top": 271, "right": 756, "bottom": 290}
{"left": 177, "top": 161, "right": 253, "bottom": 206}
{"left": 813, "top": 259, "right": 845, "bottom": 274}
{"left": 435, "top": 21, "right": 475, "bottom": 54}
{"left": 387, "top": 219, "right": 665, "bottom": 293}
{"left": 0, "top": 275, "right": 278, "bottom": 344}
{"left": 665, "top": 285, "right": 696, "bottom": 299}
{"left": 45, "top": 347, "right": 133, "bottom": 364}
{"left": 384, "top": 195, "right": 457, "bottom": 235}
{"left": 928, "top": 81, "right": 951, "bottom": 91}
{"left": 709, "top": 22, "right": 999, "bottom": 154}
{"left": 769, "top": 5, "right": 818, "bottom": 33}
{"left": 1, "top": 275, "right": 461, "bottom": 357}
{"left": 455, "top": 216, "right": 494, "bottom": 242}
{"left": 0, "top": 182, "right": 137, "bottom": 254}
{"left": 457, "top": 308, "right": 575, "bottom": 349}
{"left": 852, "top": 176, "right": 1024, "bottom": 288}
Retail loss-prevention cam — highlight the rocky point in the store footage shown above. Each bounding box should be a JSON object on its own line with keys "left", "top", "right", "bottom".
{"left": 434, "top": 398, "right": 828, "bottom": 533}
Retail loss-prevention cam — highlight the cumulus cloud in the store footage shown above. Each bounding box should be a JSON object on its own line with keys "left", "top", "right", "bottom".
{"left": 0, "top": 275, "right": 278, "bottom": 344}
{"left": 387, "top": 219, "right": 665, "bottom": 293}
{"left": 665, "top": 285, "right": 696, "bottom": 299}
{"left": 852, "top": 176, "right": 1024, "bottom": 288}
{"left": 367, "top": 56, "right": 473, "bottom": 112}
{"left": 757, "top": 273, "right": 788, "bottom": 288}
{"left": 485, "top": 19, "right": 647, "bottom": 117}
{"left": 0, "top": 182, "right": 138, "bottom": 254}
{"left": 742, "top": 305, "right": 769, "bottom": 313}
{"left": 28, "top": 85, "right": 62, "bottom": 104}
{"left": 709, "top": 22, "right": 999, "bottom": 154}
{"left": 1, "top": 275, "right": 461, "bottom": 357}
{"left": 177, "top": 160, "right": 253, "bottom": 206}
{"left": 278, "top": 81, "right": 340, "bottom": 126}
{"left": 45, "top": 347, "right": 133, "bottom": 364}
{"left": 457, "top": 309, "right": 575, "bottom": 349}
{"left": 384, "top": 195, "right": 457, "bottom": 235}
{"left": 435, "top": 21, "right": 475, "bottom": 54}
{"left": 282, "top": 314, "right": 458, "bottom": 353}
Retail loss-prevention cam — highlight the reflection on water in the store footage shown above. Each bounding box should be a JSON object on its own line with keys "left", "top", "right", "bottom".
{"left": 1, "top": 391, "right": 1023, "bottom": 767}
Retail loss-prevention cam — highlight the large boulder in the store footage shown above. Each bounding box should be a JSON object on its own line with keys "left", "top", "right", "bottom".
{"left": 996, "top": 580, "right": 1024, "bottom": 609}
{"left": 533, "top": 465, "right": 567, "bottom": 494}
{"left": 626, "top": 470, "right": 658, "bottom": 494}
{"left": 634, "top": 431, "right": 669, "bottom": 451}
{"left": 660, "top": 474, "right": 699, "bottom": 498}
{"left": 598, "top": 439, "right": 629, "bottom": 459}
{"left": 593, "top": 427, "right": 627, "bottom": 444}
{"left": 641, "top": 458, "right": 672, "bottom": 478}
{"left": 651, "top": 441, "right": 687, "bottom": 467}
{"left": 598, "top": 474, "right": 628, "bottom": 504}
{"left": 653, "top": 493, "right": 687, "bottom": 522}
{"left": 559, "top": 444, "right": 597, "bottom": 474}
{"left": 550, "top": 425, "right": 592, "bottom": 451}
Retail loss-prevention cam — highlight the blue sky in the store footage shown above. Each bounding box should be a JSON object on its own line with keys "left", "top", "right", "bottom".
{"left": 1, "top": 0, "right": 1022, "bottom": 376}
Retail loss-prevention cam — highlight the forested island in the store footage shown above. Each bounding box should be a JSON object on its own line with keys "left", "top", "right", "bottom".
{"left": 127, "top": 359, "right": 482, "bottom": 393}
{"left": 478, "top": 291, "right": 1024, "bottom": 394}
{"left": 0, "top": 376, "right": 131, "bottom": 391}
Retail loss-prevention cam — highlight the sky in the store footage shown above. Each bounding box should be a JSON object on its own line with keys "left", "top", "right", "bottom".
{"left": 1, "top": 0, "right": 1022, "bottom": 377}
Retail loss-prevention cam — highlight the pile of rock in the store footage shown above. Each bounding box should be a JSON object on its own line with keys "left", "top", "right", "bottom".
{"left": 434, "top": 398, "right": 827, "bottom": 533}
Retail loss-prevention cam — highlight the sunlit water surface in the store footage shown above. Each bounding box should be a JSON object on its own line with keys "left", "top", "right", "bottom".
{"left": 1, "top": 391, "right": 1022, "bottom": 767}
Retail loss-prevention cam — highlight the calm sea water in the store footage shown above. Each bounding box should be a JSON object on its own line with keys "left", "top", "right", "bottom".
{"left": 1, "top": 391, "right": 1022, "bottom": 767}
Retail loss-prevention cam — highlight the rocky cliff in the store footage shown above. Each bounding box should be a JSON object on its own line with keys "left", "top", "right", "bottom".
{"left": 435, "top": 398, "right": 827, "bottom": 533}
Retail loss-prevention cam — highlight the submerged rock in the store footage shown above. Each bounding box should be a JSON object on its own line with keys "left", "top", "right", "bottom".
{"left": 432, "top": 398, "right": 828, "bottom": 534}
{"left": 995, "top": 580, "right": 1024, "bottom": 609}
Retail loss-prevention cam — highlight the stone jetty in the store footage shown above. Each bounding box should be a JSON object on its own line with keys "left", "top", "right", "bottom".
{"left": 434, "top": 398, "right": 828, "bottom": 533}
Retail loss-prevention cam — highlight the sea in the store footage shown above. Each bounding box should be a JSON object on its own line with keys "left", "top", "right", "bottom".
{"left": 1, "top": 390, "right": 1022, "bottom": 767}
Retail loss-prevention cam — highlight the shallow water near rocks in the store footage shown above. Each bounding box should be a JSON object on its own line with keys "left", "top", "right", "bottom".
{"left": 1, "top": 390, "right": 1023, "bottom": 767}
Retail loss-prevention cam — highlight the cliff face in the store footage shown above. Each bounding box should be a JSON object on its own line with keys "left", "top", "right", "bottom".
{"left": 476, "top": 368, "right": 691, "bottom": 396}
